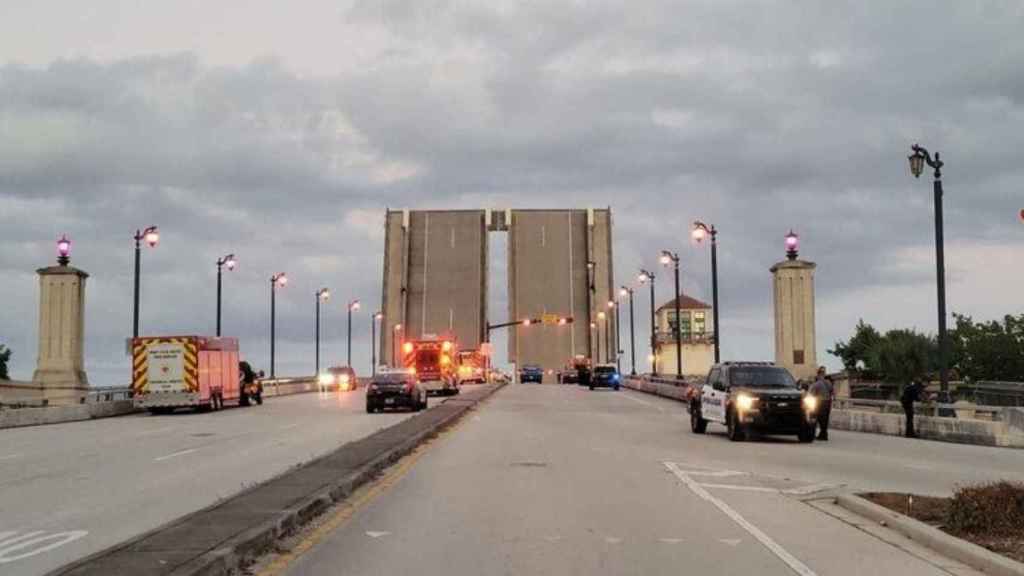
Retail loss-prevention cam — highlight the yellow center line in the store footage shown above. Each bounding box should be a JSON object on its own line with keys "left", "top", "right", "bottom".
{"left": 255, "top": 418, "right": 462, "bottom": 576}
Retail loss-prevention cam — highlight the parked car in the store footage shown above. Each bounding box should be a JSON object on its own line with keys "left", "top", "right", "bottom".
{"left": 519, "top": 364, "right": 544, "bottom": 384}
{"left": 690, "top": 362, "right": 817, "bottom": 443}
{"left": 590, "top": 364, "right": 621, "bottom": 391}
{"left": 366, "top": 369, "right": 427, "bottom": 413}
{"left": 319, "top": 365, "right": 358, "bottom": 391}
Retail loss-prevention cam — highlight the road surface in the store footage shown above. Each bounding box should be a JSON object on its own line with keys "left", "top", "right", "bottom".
{"left": 0, "top": 390, "right": 442, "bottom": 576}
{"left": 276, "top": 384, "right": 1024, "bottom": 576}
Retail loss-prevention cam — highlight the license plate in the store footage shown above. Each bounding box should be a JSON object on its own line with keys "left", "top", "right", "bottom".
{"left": 385, "top": 398, "right": 395, "bottom": 405}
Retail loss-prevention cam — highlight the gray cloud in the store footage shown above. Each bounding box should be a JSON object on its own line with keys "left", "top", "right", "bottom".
{"left": 1, "top": 1, "right": 1023, "bottom": 383}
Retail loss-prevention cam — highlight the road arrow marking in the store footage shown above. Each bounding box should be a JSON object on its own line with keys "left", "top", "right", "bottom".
{"left": 365, "top": 531, "right": 391, "bottom": 539}
{"left": 154, "top": 448, "right": 197, "bottom": 462}
{"left": 719, "top": 538, "right": 742, "bottom": 547}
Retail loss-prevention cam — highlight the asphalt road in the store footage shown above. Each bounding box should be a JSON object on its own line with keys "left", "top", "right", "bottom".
{"left": 278, "top": 384, "right": 1024, "bottom": 576}
{"left": 0, "top": 389, "right": 443, "bottom": 576}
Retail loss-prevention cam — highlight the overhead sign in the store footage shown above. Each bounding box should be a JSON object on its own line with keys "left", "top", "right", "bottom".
{"left": 542, "top": 314, "right": 561, "bottom": 325}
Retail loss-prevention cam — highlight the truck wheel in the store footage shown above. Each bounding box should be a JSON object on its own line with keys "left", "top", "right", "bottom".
{"left": 255, "top": 392, "right": 263, "bottom": 405}
{"left": 798, "top": 425, "right": 816, "bottom": 443}
{"left": 691, "top": 406, "right": 708, "bottom": 434}
{"left": 239, "top": 393, "right": 249, "bottom": 407}
{"left": 727, "top": 411, "right": 745, "bottom": 442}
{"left": 366, "top": 404, "right": 375, "bottom": 414}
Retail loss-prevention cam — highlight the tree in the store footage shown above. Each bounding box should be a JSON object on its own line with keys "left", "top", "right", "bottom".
{"left": 0, "top": 344, "right": 10, "bottom": 380}
{"left": 829, "top": 320, "right": 881, "bottom": 376}
{"left": 868, "top": 329, "right": 937, "bottom": 385}
{"left": 950, "top": 313, "right": 1024, "bottom": 382}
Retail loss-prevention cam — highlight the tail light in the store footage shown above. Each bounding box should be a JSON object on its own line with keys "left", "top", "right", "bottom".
{"left": 403, "top": 342, "right": 414, "bottom": 354}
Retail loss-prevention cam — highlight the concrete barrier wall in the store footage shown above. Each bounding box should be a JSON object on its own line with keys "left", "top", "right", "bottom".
{"left": 623, "top": 376, "right": 1024, "bottom": 448}
{"left": 0, "top": 400, "right": 137, "bottom": 429}
{"left": 0, "top": 377, "right": 325, "bottom": 430}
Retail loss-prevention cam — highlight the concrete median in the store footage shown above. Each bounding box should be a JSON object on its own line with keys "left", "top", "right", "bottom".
{"left": 835, "top": 492, "right": 1024, "bottom": 576}
{"left": 47, "top": 382, "right": 505, "bottom": 576}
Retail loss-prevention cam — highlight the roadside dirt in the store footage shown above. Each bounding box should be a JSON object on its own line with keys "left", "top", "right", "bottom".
{"left": 863, "top": 491, "right": 1024, "bottom": 564}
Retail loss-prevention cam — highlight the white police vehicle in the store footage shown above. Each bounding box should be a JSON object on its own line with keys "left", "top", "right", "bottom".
{"left": 690, "top": 362, "right": 818, "bottom": 442}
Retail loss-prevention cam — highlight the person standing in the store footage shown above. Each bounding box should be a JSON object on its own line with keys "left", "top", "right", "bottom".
{"left": 808, "top": 366, "right": 834, "bottom": 441}
{"left": 901, "top": 378, "right": 926, "bottom": 438}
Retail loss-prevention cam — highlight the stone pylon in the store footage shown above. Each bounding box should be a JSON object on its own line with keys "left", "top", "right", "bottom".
{"left": 32, "top": 263, "right": 90, "bottom": 404}
{"left": 771, "top": 256, "right": 817, "bottom": 382}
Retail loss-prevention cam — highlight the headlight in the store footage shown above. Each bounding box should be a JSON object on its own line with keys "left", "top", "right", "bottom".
{"left": 803, "top": 395, "right": 818, "bottom": 412}
{"left": 736, "top": 394, "right": 757, "bottom": 412}
{"left": 318, "top": 374, "right": 333, "bottom": 385}
{"left": 339, "top": 374, "right": 350, "bottom": 384}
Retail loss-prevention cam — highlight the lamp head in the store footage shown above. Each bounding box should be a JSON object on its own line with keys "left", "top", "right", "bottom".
{"left": 57, "top": 235, "right": 71, "bottom": 265}
{"left": 143, "top": 226, "right": 159, "bottom": 247}
{"left": 785, "top": 230, "right": 800, "bottom": 260}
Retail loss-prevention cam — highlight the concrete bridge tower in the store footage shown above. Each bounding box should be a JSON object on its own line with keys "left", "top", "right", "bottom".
{"left": 771, "top": 232, "right": 817, "bottom": 381}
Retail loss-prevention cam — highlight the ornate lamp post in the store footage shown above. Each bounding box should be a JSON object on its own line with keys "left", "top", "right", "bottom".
{"left": 692, "top": 221, "right": 720, "bottom": 363}
{"left": 660, "top": 250, "right": 682, "bottom": 378}
{"left": 607, "top": 300, "right": 618, "bottom": 370}
{"left": 909, "top": 143, "right": 951, "bottom": 400}
{"left": 638, "top": 269, "right": 657, "bottom": 375}
{"left": 620, "top": 286, "right": 636, "bottom": 375}
{"left": 372, "top": 312, "right": 382, "bottom": 375}
{"left": 132, "top": 226, "right": 159, "bottom": 338}
{"left": 270, "top": 273, "right": 287, "bottom": 378}
{"left": 215, "top": 254, "right": 237, "bottom": 337}
{"left": 347, "top": 300, "right": 360, "bottom": 366}
{"left": 315, "top": 288, "right": 330, "bottom": 375}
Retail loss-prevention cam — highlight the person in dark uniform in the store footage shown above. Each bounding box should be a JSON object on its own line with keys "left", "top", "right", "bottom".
{"left": 901, "top": 378, "right": 926, "bottom": 438}
{"left": 808, "top": 366, "right": 834, "bottom": 441}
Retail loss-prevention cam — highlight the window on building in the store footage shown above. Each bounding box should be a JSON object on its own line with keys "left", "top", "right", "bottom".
{"left": 667, "top": 310, "right": 691, "bottom": 336}
{"left": 693, "top": 311, "right": 706, "bottom": 335}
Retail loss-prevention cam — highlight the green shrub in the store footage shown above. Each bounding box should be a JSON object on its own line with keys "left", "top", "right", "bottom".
{"left": 946, "top": 481, "right": 1024, "bottom": 537}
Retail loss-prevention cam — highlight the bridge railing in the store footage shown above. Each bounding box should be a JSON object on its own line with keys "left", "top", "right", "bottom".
{"left": 831, "top": 397, "right": 1014, "bottom": 421}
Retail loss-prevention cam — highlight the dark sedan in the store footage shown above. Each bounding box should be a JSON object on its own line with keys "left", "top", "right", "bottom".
{"left": 589, "top": 364, "right": 621, "bottom": 391}
{"left": 366, "top": 370, "right": 427, "bottom": 413}
{"left": 519, "top": 364, "right": 544, "bottom": 384}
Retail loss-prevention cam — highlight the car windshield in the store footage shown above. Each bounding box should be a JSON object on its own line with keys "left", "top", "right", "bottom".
{"left": 524, "top": 365, "right": 542, "bottom": 371}
{"left": 728, "top": 367, "right": 795, "bottom": 388}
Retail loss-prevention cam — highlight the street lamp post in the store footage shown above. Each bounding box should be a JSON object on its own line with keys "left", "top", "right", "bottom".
{"left": 661, "top": 251, "right": 682, "bottom": 379}
{"left": 909, "top": 144, "right": 950, "bottom": 401}
{"left": 132, "top": 226, "right": 159, "bottom": 338}
{"left": 621, "top": 287, "right": 636, "bottom": 375}
{"left": 347, "top": 300, "right": 360, "bottom": 367}
{"left": 215, "top": 254, "right": 237, "bottom": 337}
{"left": 607, "top": 300, "right": 618, "bottom": 369}
{"left": 372, "top": 312, "right": 382, "bottom": 375}
{"left": 315, "top": 288, "right": 330, "bottom": 375}
{"left": 692, "top": 222, "right": 720, "bottom": 363}
{"left": 590, "top": 321, "right": 599, "bottom": 363}
{"left": 587, "top": 260, "right": 596, "bottom": 360}
{"left": 392, "top": 324, "right": 403, "bottom": 367}
{"left": 597, "top": 311, "right": 608, "bottom": 363}
{"left": 639, "top": 270, "right": 657, "bottom": 375}
{"left": 270, "top": 273, "right": 288, "bottom": 378}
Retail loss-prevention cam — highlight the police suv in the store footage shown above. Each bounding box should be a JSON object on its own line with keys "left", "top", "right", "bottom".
{"left": 690, "top": 362, "right": 819, "bottom": 443}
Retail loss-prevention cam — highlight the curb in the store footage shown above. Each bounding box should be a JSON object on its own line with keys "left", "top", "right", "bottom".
{"left": 48, "top": 384, "right": 505, "bottom": 576}
{"left": 835, "top": 492, "right": 1024, "bottom": 576}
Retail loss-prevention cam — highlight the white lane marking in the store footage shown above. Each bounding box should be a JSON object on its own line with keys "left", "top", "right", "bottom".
{"left": 605, "top": 537, "right": 623, "bottom": 544}
{"left": 617, "top": 392, "right": 665, "bottom": 412}
{"left": 0, "top": 531, "right": 88, "bottom": 564}
{"left": 782, "top": 483, "right": 843, "bottom": 496}
{"left": 0, "top": 532, "right": 41, "bottom": 549}
{"left": 365, "top": 531, "right": 390, "bottom": 539}
{"left": 280, "top": 423, "right": 300, "bottom": 430}
{"left": 720, "top": 538, "right": 743, "bottom": 547}
{"left": 659, "top": 538, "right": 685, "bottom": 544}
{"left": 698, "top": 483, "right": 780, "bottom": 493}
{"left": 543, "top": 536, "right": 562, "bottom": 543}
{"left": 665, "top": 462, "right": 818, "bottom": 576}
{"left": 0, "top": 454, "right": 22, "bottom": 461}
{"left": 153, "top": 448, "right": 198, "bottom": 462}
{"left": 676, "top": 469, "right": 746, "bottom": 478}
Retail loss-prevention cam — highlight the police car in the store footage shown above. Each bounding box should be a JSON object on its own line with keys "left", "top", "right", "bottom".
{"left": 689, "top": 362, "right": 818, "bottom": 443}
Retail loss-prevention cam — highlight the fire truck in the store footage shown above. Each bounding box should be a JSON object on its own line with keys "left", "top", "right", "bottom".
{"left": 401, "top": 335, "right": 460, "bottom": 396}
{"left": 455, "top": 349, "right": 487, "bottom": 385}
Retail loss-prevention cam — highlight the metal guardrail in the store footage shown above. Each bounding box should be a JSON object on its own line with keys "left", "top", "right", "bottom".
{"left": 832, "top": 397, "right": 1011, "bottom": 421}
{"left": 86, "top": 387, "right": 133, "bottom": 403}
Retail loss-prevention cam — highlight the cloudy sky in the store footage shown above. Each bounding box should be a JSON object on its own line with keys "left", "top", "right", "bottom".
{"left": 1, "top": 1, "right": 1022, "bottom": 385}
